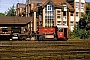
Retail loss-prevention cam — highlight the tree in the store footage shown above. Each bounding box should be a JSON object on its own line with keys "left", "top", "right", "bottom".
{"left": 6, "top": 5, "right": 16, "bottom": 16}
{"left": 86, "top": 3, "right": 90, "bottom": 21}
{"left": 78, "top": 17, "right": 87, "bottom": 29}
{"left": 86, "top": 3, "right": 90, "bottom": 14}
{"left": 69, "top": 3, "right": 90, "bottom": 39}
{"left": 79, "top": 3, "right": 90, "bottom": 30}
{"left": 0, "top": 13, "right": 5, "bottom": 16}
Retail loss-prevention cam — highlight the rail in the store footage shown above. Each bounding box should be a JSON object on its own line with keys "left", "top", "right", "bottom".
{"left": 0, "top": 40, "right": 90, "bottom": 59}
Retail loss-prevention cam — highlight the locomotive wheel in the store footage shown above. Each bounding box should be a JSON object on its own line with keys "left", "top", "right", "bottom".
{"left": 64, "top": 38, "right": 68, "bottom": 41}
{"left": 39, "top": 36, "right": 43, "bottom": 40}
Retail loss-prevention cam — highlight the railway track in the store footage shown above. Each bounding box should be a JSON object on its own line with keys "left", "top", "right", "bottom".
{"left": 0, "top": 40, "right": 90, "bottom": 60}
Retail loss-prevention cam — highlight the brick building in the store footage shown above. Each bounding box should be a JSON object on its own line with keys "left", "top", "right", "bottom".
{"left": 0, "top": 16, "right": 32, "bottom": 40}
{"left": 16, "top": 0, "right": 86, "bottom": 31}
{"left": 16, "top": 3, "right": 26, "bottom": 17}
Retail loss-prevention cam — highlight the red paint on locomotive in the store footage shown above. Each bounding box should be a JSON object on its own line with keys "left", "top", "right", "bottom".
{"left": 36, "top": 25, "right": 68, "bottom": 40}
{"left": 38, "top": 27, "right": 55, "bottom": 34}
{"left": 58, "top": 32, "right": 64, "bottom": 38}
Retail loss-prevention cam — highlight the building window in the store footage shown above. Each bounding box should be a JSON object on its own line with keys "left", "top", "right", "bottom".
{"left": 39, "top": 16, "right": 42, "bottom": 26}
{"left": 63, "top": 21, "right": 66, "bottom": 24}
{"left": 57, "top": 10, "right": 60, "bottom": 13}
{"left": 64, "top": 6, "right": 67, "bottom": 10}
{"left": 47, "top": 5, "right": 52, "bottom": 11}
{"left": 57, "top": 9, "right": 61, "bottom": 19}
{"left": 71, "top": 12, "right": 73, "bottom": 16}
{"left": 57, "top": 10, "right": 61, "bottom": 15}
{"left": 45, "top": 3, "right": 54, "bottom": 27}
{"left": 76, "top": 12, "right": 78, "bottom": 16}
{"left": 57, "top": 21, "right": 61, "bottom": 23}
{"left": 76, "top": 22, "right": 78, "bottom": 25}
{"left": 64, "top": 16, "right": 66, "bottom": 19}
{"left": 2, "top": 28, "right": 8, "bottom": 32}
{"left": 76, "top": 2, "right": 79, "bottom": 8}
{"left": 63, "top": 11, "right": 66, "bottom": 16}
{"left": 81, "top": 3, "right": 84, "bottom": 10}
{"left": 81, "top": 3, "right": 84, "bottom": 7}
{"left": 70, "top": 21, "right": 74, "bottom": 26}
{"left": 57, "top": 16, "right": 60, "bottom": 19}
{"left": 11, "top": 27, "right": 21, "bottom": 33}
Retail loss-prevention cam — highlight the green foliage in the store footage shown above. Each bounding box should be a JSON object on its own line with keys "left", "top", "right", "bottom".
{"left": 6, "top": 5, "right": 16, "bottom": 16}
{"left": 68, "top": 30, "right": 75, "bottom": 39}
{"left": 86, "top": 3, "right": 90, "bottom": 16}
{"left": 81, "top": 13, "right": 87, "bottom": 20}
{"left": 69, "top": 3, "right": 90, "bottom": 40}
{"left": 85, "top": 3, "right": 90, "bottom": 22}
{"left": 69, "top": 24, "right": 90, "bottom": 40}
{"left": 0, "top": 13, "right": 5, "bottom": 16}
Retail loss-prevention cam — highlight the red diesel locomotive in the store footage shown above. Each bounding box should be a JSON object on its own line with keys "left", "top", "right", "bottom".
{"left": 34, "top": 25, "right": 68, "bottom": 40}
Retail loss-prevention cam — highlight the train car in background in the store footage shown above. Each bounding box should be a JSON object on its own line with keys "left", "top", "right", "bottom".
{"left": 11, "top": 27, "right": 29, "bottom": 40}
{"left": 0, "top": 27, "right": 12, "bottom": 40}
{"left": 0, "top": 16, "right": 31, "bottom": 40}
{"left": 0, "top": 27, "right": 29, "bottom": 40}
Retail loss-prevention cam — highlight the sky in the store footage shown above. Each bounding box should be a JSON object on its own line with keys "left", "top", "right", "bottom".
{"left": 0, "top": 0, "right": 90, "bottom": 13}
{"left": 0, "top": 0, "right": 26, "bottom": 13}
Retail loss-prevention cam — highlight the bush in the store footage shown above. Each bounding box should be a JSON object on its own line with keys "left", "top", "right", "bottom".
{"left": 68, "top": 30, "right": 75, "bottom": 39}
{"left": 69, "top": 28, "right": 90, "bottom": 40}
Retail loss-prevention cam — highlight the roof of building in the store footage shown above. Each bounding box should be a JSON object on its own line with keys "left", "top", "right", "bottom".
{"left": 40, "top": 0, "right": 74, "bottom": 11}
{"left": 28, "top": 0, "right": 74, "bottom": 12}
{"left": 0, "top": 16, "right": 32, "bottom": 25}
{"left": 26, "top": 0, "right": 44, "bottom": 4}
{"left": 16, "top": 3, "right": 26, "bottom": 8}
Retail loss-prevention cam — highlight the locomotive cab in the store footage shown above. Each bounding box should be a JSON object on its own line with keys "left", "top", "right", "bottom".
{"left": 57, "top": 25, "right": 68, "bottom": 40}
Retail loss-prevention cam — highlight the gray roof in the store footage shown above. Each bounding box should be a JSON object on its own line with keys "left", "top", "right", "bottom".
{"left": 0, "top": 16, "right": 32, "bottom": 25}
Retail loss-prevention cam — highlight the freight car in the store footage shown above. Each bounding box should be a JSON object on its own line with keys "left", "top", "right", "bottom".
{"left": 0, "top": 16, "right": 32, "bottom": 40}
{"left": 0, "top": 27, "right": 29, "bottom": 40}
{"left": 11, "top": 27, "right": 29, "bottom": 40}
{"left": 32, "top": 25, "right": 68, "bottom": 41}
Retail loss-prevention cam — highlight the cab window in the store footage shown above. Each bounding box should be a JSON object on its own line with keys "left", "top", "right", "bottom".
{"left": 58, "top": 28, "right": 63, "bottom": 32}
